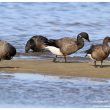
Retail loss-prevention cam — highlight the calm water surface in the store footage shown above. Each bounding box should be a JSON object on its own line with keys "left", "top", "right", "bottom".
{"left": 0, "top": 73, "right": 110, "bottom": 108}
{"left": 0, "top": 2, "right": 110, "bottom": 54}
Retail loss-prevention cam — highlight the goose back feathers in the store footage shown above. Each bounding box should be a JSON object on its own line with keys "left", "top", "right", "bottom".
{"left": 48, "top": 38, "right": 80, "bottom": 55}
{"left": 0, "top": 40, "right": 16, "bottom": 61}
{"left": 25, "top": 35, "right": 48, "bottom": 53}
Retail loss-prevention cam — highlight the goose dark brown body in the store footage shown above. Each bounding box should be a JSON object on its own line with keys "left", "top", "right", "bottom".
{"left": 0, "top": 40, "right": 16, "bottom": 61}
{"left": 53, "top": 37, "right": 83, "bottom": 55}
{"left": 25, "top": 35, "right": 48, "bottom": 53}
{"left": 46, "top": 32, "right": 90, "bottom": 62}
{"left": 85, "top": 37, "right": 110, "bottom": 68}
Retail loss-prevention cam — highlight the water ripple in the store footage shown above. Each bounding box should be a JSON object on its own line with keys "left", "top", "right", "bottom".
{"left": 0, "top": 2, "right": 110, "bottom": 55}
{"left": 0, "top": 72, "right": 110, "bottom": 107}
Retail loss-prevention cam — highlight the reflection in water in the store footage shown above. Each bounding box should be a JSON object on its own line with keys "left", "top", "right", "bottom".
{"left": 0, "top": 72, "right": 110, "bottom": 107}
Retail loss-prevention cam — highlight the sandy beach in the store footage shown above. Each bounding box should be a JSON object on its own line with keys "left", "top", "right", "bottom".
{"left": 0, "top": 59, "right": 110, "bottom": 78}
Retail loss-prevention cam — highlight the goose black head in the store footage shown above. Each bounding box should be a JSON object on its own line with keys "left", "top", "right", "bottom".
{"left": 78, "top": 32, "right": 90, "bottom": 42}
{"left": 25, "top": 39, "right": 35, "bottom": 53}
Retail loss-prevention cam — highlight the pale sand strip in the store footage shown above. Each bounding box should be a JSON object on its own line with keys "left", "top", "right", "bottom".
{"left": 0, "top": 59, "right": 110, "bottom": 78}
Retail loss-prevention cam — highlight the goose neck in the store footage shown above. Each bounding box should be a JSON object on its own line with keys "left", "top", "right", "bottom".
{"left": 77, "top": 36, "right": 84, "bottom": 49}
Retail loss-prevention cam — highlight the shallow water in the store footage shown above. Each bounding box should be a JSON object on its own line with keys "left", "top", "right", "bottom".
{"left": 0, "top": 72, "right": 110, "bottom": 108}
{"left": 0, "top": 2, "right": 110, "bottom": 56}
{"left": 1, "top": 2, "right": 110, "bottom": 108}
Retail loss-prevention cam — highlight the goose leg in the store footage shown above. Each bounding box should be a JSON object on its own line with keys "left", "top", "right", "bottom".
{"left": 94, "top": 61, "right": 97, "bottom": 68}
{"left": 64, "top": 55, "right": 67, "bottom": 63}
{"left": 41, "top": 49, "right": 43, "bottom": 53}
{"left": 100, "top": 61, "right": 103, "bottom": 68}
{"left": 53, "top": 55, "right": 57, "bottom": 62}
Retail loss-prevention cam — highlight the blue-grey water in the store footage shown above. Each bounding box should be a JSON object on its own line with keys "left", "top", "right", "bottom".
{"left": 0, "top": 2, "right": 110, "bottom": 54}
{"left": 0, "top": 73, "right": 110, "bottom": 108}
{"left": 1, "top": 2, "right": 110, "bottom": 108}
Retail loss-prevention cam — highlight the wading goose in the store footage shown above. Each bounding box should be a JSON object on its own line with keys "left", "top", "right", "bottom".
{"left": 85, "top": 37, "right": 110, "bottom": 68}
{"left": 25, "top": 35, "right": 48, "bottom": 53}
{"left": 0, "top": 40, "right": 16, "bottom": 61}
{"left": 45, "top": 32, "right": 90, "bottom": 62}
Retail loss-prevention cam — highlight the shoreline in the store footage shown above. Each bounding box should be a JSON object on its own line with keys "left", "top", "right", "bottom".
{"left": 0, "top": 59, "right": 110, "bottom": 78}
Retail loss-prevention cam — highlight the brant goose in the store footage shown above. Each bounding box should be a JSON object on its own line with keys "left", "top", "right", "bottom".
{"left": 85, "top": 36, "right": 110, "bottom": 68}
{"left": 25, "top": 35, "right": 48, "bottom": 53}
{"left": 45, "top": 32, "right": 90, "bottom": 62}
{"left": 0, "top": 40, "right": 16, "bottom": 61}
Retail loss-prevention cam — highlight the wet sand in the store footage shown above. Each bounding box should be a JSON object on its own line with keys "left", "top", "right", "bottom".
{"left": 0, "top": 59, "right": 110, "bottom": 78}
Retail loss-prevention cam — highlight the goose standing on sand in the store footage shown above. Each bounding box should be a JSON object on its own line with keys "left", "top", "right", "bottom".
{"left": 0, "top": 40, "right": 16, "bottom": 61}
{"left": 25, "top": 35, "right": 48, "bottom": 53}
{"left": 45, "top": 32, "right": 90, "bottom": 62}
{"left": 85, "top": 37, "right": 110, "bottom": 68}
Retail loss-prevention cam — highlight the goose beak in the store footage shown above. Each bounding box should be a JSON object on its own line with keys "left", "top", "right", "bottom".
{"left": 87, "top": 39, "right": 90, "bottom": 42}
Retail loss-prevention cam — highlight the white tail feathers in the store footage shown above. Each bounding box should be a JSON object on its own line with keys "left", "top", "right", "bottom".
{"left": 45, "top": 46, "right": 63, "bottom": 56}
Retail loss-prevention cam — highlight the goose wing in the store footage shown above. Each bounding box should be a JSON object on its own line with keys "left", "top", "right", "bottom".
{"left": 32, "top": 35, "right": 48, "bottom": 50}
{"left": 85, "top": 44, "right": 103, "bottom": 54}
{"left": 56, "top": 37, "right": 77, "bottom": 47}
{"left": 0, "top": 40, "right": 16, "bottom": 60}
{"left": 56, "top": 37, "right": 78, "bottom": 55}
